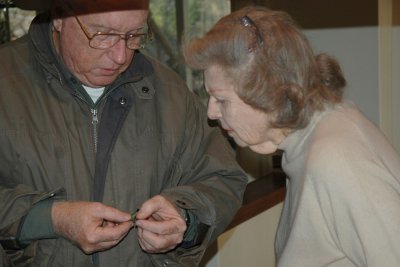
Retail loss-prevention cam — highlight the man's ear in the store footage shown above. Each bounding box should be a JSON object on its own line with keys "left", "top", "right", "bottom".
{"left": 52, "top": 18, "right": 62, "bottom": 32}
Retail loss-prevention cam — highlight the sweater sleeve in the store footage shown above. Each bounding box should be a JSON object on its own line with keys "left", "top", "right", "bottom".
{"left": 307, "top": 127, "right": 400, "bottom": 267}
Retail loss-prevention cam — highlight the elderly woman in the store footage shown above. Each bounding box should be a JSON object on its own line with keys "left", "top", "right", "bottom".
{"left": 184, "top": 5, "right": 400, "bottom": 267}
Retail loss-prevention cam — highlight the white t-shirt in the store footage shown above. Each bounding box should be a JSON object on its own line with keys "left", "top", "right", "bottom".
{"left": 83, "top": 85, "right": 105, "bottom": 103}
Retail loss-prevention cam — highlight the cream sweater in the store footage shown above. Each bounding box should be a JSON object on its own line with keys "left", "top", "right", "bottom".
{"left": 276, "top": 101, "right": 400, "bottom": 267}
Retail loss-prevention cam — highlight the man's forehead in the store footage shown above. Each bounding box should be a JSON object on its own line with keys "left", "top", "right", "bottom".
{"left": 13, "top": 0, "right": 149, "bottom": 13}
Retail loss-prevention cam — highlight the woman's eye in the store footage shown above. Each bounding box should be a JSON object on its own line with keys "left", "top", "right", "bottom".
{"left": 209, "top": 96, "right": 226, "bottom": 105}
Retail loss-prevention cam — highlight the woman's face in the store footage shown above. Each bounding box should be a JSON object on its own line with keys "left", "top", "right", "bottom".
{"left": 204, "top": 65, "right": 286, "bottom": 154}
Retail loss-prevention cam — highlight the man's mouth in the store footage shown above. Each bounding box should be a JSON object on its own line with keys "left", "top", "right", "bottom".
{"left": 100, "top": 67, "right": 119, "bottom": 75}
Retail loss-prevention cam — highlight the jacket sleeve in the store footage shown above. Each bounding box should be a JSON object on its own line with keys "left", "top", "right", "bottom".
{"left": 17, "top": 198, "right": 58, "bottom": 246}
{"left": 0, "top": 185, "right": 63, "bottom": 250}
{"left": 151, "top": 91, "right": 248, "bottom": 266}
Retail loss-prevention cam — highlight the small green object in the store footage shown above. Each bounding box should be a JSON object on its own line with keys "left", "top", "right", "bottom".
{"left": 131, "top": 211, "right": 137, "bottom": 221}
{"left": 131, "top": 209, "right": 139, "bottom": 222}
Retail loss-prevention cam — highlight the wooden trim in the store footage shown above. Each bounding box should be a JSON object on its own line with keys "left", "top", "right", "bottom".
{"left": 378, "top": 0, "right": 400, "bottom": 152}
{"left": 226, "top": 171, "right": 286, "bottom": 231}
{"left": 231, "top": 0, "right": 378, "bottom": 29}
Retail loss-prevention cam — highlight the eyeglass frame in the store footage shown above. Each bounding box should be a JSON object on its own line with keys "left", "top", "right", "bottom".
{"left": 74, "top": 16, "right": 152, "bottom": 50}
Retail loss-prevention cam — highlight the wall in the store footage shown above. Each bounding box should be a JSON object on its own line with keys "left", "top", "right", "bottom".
{"left": 394, "top": 1, "right": 400, "bottom": 151}
{"left": 304, "top": 27, "right": 379, "bottom": 125}
{"left": 202, "top": 203, "right": 283, "bottom": 267}
{"left": 380, "top": 0, "right": 400, "bottom": 152}
{"left": 392, "top": 25, "right": 400, "bottom": 152}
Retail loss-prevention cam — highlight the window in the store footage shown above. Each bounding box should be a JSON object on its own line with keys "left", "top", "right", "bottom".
{"left": 145, "top": 0, "right": 231, "bottom": 97}
{"left": 0, "top": 1, "right": 35, "bottom": 44}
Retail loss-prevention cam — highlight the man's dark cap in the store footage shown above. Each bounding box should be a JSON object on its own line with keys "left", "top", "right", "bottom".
{"left": 13, "top": 0, "right": 149, "bottom": 14}
{"left": 13, "top": 0, "right": 52, "bottom": 11}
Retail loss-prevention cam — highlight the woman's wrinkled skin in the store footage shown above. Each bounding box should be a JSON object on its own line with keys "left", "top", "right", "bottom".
{"left": 204, "top": 65, "right": 288, "bottom": 155}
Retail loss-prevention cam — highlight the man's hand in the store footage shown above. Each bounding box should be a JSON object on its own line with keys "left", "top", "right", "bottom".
{"left": 51, "top": 201, "right": 134, "bottom": 254}
{"left": 135, "top": 195, "right": 187, "bottom": 253}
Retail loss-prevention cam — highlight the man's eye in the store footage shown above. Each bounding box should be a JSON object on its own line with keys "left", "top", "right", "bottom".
{"left": 127, "top": 33, "right": 138, "bottom": 38}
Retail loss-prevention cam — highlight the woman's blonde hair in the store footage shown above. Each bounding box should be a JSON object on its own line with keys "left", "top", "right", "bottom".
{"left": 183, "top": 6, "right": 346, "bottom": 130}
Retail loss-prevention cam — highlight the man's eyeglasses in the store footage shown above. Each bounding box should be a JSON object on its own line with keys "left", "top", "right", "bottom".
{"left": 239, "top": 15, "right": 263, "bottom": 51}
{"left": 74, "top": 16, "right": 152, "bottom": 50}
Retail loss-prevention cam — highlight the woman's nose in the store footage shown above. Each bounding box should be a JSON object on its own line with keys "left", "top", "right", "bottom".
{"left": 207, "top": 98, "right": 221, "bottom": 120}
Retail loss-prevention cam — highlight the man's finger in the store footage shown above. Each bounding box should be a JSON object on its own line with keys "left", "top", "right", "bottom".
{"left": 135, "top": 219, "right": 182, "bottom": 235}
{"left": 101, "top": 206, "right": 132, "bottom": 223}
{"left": 95, "top": 221, "right": 133, "bottom": 241}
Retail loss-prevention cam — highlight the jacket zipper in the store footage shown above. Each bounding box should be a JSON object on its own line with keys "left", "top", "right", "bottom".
{"left": 91, "top": 108, "right": 99, "bottom": 153}
{"left": 71, "top": 93, "right": 99, "bottom": 155}
{"left": 73, "top": 80, "right": 135, "bottom": 156}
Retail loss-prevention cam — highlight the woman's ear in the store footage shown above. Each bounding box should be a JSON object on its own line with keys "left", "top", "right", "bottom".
{"left": 52, "top": 18, "right": 62, "bottom": 32}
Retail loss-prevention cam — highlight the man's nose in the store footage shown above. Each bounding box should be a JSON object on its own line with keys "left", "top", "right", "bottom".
{"left": 109, "top": 39, "right": 129, "bottom": 65}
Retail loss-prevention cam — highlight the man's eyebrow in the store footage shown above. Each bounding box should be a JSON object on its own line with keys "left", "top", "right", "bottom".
{"left": 85, "top": 21, "right": 144, "bottom": 33}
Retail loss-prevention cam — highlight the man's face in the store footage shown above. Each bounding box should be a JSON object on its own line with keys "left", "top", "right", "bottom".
{"left": 52, "top": 8, "right": 148, "bottom": 87}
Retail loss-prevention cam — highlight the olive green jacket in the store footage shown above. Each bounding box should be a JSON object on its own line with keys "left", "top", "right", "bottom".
{"left": 0, "top": 13, "right": 247, "bottom": 267}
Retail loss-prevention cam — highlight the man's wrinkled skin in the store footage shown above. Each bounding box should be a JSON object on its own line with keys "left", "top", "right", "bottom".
{"left": 51, "top": 201, "right": 133, "bottom": 254}
{"left": 135, "top": 195, "right": 187, "bottom": 253}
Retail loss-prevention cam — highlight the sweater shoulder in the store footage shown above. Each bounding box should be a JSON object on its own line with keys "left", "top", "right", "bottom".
{"left": 305, "top": 105, "right": 376, "bottom": 181}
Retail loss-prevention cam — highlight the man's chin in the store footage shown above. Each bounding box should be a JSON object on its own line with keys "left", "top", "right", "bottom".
{"left": 88, "top": 77, "right": 118, "bottom": 87}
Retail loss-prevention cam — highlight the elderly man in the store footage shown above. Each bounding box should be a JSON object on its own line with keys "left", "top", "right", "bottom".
{"left": 0, "top": 0, "right": 247, "bottom": 266}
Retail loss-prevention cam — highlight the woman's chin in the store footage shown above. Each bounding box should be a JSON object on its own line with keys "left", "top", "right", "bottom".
{"left": 231, "top": 137, "right": 247, "bottom": 148}
{"left": 249, "top": 143, "right": 278, "bottom": 155}
{"left": 231, "top": 136, "right": 277, "bottom": 154}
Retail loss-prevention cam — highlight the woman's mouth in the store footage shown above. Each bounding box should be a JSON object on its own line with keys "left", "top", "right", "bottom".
{"left": 223, "top": 127, "right": 233, "bottom": 134}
